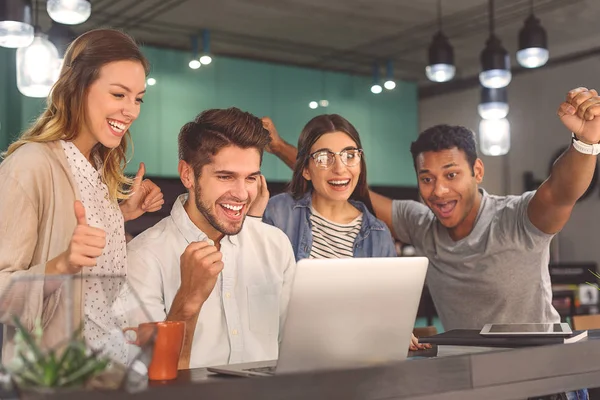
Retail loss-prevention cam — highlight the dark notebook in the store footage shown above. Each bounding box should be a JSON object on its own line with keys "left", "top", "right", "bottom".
{"left": 420, "top": 329, "right": 588, "bottom": 348}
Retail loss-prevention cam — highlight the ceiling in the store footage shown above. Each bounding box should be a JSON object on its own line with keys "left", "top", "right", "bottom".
{"left": 33, "top": 0, "right": 598, "bottom": 88}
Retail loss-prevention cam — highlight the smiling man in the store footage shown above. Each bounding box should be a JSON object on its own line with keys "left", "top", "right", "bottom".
{"left": 127, "top": 108, "right": 296, "bottom": 369}
{"left": 369, "top": 87, "right": 600, "bottom": 334}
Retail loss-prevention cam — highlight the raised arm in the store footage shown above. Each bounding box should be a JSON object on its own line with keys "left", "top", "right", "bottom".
{"left": 262, "top": 117, "right": 297, "bottom": 170}
{"left": 528, "top": 87, "right": 600, "bottom": 234}
{"left": 166, "top": 241, "right": 223, "bottom": 369}
{"left": 368, "top": 190, "right": 397, "bottom": 239}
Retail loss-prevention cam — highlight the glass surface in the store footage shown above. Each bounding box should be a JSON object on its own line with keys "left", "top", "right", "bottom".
{"left": 0, "top": 274, "right": 156, "bottom": 392}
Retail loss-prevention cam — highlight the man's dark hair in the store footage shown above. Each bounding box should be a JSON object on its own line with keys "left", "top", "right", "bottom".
{"left": 178, "top": 107, "right": 271, "bottom": 178}
{"left": 410, "top": 124, "right": 478, "bottom": 173}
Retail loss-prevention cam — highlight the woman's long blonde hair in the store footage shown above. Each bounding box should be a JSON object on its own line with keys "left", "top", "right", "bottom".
{"left": 4, "top": 29, "right": 150, "bottom": 201}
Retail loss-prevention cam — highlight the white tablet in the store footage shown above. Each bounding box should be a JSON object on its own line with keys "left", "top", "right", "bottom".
{"left": 480, "top": 323, "right": 573, "bottom": 336}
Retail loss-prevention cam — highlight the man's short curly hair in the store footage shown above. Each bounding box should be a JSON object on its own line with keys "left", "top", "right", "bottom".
{"left": 410, "top": 124, "right": 478, "bottom": 174}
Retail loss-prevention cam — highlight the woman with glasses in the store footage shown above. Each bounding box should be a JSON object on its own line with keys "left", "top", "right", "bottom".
{"left": 261, "top": 114, "right": 396, "bottom": 261}
{"left": 253, "top": 115, "right": 428, "bottom": 351}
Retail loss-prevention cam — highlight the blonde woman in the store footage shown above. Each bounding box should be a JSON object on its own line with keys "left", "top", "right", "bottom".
{"left": 0, "top": 29, "right": 164, "bottom": 364}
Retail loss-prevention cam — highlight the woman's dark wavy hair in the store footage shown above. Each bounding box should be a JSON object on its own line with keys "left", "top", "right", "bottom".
{"left": 288, "top": 114, "right": 374, "bottom": 214}
{"left": 410, "top": 124, "right": 478, "bottom": 175}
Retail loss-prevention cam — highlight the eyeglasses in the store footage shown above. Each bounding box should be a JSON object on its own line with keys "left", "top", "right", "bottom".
{"left": 309, "top": 148, "right": 363, "bottom": 169}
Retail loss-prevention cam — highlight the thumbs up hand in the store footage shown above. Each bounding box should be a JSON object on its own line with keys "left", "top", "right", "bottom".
{"left": 59, "top": 201, "right": 107, "bottom": 274}
{"left": 119, "top": 162, "right": 164, "bottom": 222}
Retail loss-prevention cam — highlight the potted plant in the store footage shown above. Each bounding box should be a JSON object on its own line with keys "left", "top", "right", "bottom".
{"left": 2, "top": 316, "right": 112, "bottom": 398}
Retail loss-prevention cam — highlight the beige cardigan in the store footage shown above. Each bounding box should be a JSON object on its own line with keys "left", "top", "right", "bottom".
{"left": 0, "top": 141, "right": 83, "bottom": 364}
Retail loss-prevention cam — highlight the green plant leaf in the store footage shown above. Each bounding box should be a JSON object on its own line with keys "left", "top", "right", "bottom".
{"left": 11, "top": 316, "right": 43, "bottom": 360}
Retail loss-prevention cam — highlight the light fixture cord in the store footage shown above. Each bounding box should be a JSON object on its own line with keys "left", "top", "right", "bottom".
{"left": 437, "top": 0, "right": 442, "bottom": 31}
{"left": 488, "top": 0, "right": 495, "bottom": 36}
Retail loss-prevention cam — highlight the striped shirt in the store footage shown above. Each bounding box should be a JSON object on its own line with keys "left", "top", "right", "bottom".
{"left": 309, "top": 207, "right": 363, "bottom": 259}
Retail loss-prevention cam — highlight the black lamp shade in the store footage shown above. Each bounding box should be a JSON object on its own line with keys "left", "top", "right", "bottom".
{"left": 480, "top": 35, "right": 510, "bottom": 71}
{"left": 518, "top": 14, "right": 547, "bottom": 51}
{"left": 481, "top": 86, "right": 508, "bottom": 104}
{"left": 428, "top": 31, "right": 454, "bottom": 65}
{"left": 0, "top": 0, "right": 32, "bottom": 24}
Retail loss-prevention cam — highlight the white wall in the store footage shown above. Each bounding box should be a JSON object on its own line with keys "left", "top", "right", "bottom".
{"left": 419, "top": 57, "right": 600, "bottom": 267}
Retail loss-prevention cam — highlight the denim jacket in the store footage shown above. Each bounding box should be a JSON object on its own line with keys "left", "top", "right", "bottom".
{"left": 263, "top": 192, "right": 397, "bottom": 261}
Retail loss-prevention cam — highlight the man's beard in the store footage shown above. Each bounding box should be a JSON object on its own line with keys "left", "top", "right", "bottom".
{"left": 194, "top": 184, "right": 247, "bottom": 236}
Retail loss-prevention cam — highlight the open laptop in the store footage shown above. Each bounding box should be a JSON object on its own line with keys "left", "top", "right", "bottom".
{"left": 207, "top": 256, "right": 428, "bottom": 377}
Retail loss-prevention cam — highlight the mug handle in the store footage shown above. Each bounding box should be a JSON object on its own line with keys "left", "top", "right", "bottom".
{"left": 123, "top": 327, "right": 139, "bottom": 345}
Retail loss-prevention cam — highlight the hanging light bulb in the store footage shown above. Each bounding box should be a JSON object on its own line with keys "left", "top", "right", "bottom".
{"left": 47, "top": 0, "right": 90, "bottom": 25}
{"left": 0, "top": 0, "right": 34, "bottom": 48}
{"left": 371, "top": 62, "right": 382, "bottom": 94}
{"left": 188, "top": 35, "right": 201, "bottom": 69}
{"left": 516, "top": 2, "right": 548, "bottom": 69}
{"left": 479, "top": 118, "right": 510, "bottom": 156}
{"left": 309, "top": 101, "right": 318, "bottom": 109}
{"left": 200, "top": 29, "right": 212, "bottom": 65}
{"left": 425, "top": 0, "right": 455, "bottom": 83}
{"left": 384, "top": 60, "right": 396, "bottom": 90}
{"left": 17, "top": 33, "right": 60, "bottom": 97}
{"left": 478, "top": 87, "right": 509, "bottom": 120}
{"left": 479, "top": 0, "right": 511, "bottom": 89}
{"left": 146, "top": 77, "right": 156, "bottom": 86}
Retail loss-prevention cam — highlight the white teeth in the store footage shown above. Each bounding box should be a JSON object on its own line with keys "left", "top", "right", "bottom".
{"left": 222, "top": 204, "right": 243, "bottom": 211}
{"left": 108, "top": 120, "right": 126, "bottom": 132}
{"left": 328, "top": 180, "right": 350, "bottom": 185}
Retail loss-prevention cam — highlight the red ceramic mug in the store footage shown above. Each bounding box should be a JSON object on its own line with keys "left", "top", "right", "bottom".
{"left": 124, "top": 321, "right": 185, "bottom": 380}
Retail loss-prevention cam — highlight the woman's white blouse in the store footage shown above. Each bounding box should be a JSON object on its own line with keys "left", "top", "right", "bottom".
{"left": 60, "top": 140, "right": 128, "bottom": 363}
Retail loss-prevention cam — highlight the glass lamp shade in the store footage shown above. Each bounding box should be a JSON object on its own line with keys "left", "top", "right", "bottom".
{"left": 0, "top": 20, "right": 33, "bottom": 48}
{"left": 46, "top": 0, "right": 91, "bottom": 25}
{"left": 516, "top": 47, "right": 549, "bottom": 68}
{"left": 426, "top": 31, "right": 455, "bottom": 82}
{"left": 479, "top": 118, "right": 510, "bottom": 156}
{"left": 478, "top": 102, "right": 509, "bottom": 120}
{"left": 479, "top": 69, "right": 511, "bottom": 89}
{"left": 16, "top": 34, "right": 60, "bottom": 97}
{"left": 425, "top": 63, "right": 455, "bottom": 83}
{"left": 517, "top": 14, "right": 548, "bottom": 69}
{"left": 0, "top": 0, "right": 34, "bottom": 48}
{"left": 479, "top": 35, "right": 511, "bottom": 88}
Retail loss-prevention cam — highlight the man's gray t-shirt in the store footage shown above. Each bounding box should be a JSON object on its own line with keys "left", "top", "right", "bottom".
{"left": 392, "top": 189, "right": 560, "bottom": 330}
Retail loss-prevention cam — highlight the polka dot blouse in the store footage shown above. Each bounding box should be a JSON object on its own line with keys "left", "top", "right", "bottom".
{"left": 60, "top": 140, "right": 128, "bottom": 363}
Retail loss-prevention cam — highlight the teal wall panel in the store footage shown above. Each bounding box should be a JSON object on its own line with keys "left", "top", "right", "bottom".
{"left": 0, "top": 45, "right": 418, "bottom": 186}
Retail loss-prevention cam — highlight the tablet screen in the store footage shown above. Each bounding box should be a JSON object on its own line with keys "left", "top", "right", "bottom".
{"left": 486, "top": 323, "right": 569, "bottom": 334}
{"left": 481, "top": 323, "right": 572, "bottom": 335}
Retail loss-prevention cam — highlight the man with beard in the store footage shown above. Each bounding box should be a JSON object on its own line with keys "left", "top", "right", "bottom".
{"left": 127, "top": 108, "right": 296, "bottom": 369}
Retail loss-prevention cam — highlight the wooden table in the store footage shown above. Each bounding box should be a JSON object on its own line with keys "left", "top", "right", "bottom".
{"left": 30, "top": 331, "right": 600, "bottom": 399}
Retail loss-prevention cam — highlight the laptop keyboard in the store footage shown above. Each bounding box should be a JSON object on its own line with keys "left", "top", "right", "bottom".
{"left": 243, "top": 365, "right": 276, "bottom": 374}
